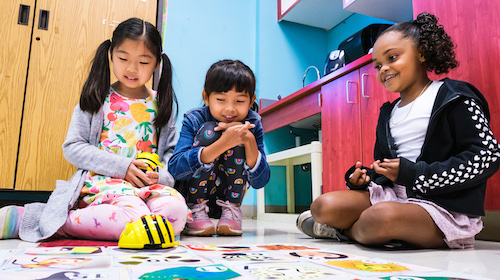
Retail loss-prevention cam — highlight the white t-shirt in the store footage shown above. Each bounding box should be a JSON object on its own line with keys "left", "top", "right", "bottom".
{"left": 390, "top": 81, "right": 444, "bottom": 162}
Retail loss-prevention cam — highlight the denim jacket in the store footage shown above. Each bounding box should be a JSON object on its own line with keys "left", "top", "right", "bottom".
{"left": 168, "top": 106, "right": 270, "bottom": 189}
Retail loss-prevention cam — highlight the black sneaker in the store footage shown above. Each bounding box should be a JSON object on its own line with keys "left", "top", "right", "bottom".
{"left": 296, "top": 210, "right": 350, "bottom": 241}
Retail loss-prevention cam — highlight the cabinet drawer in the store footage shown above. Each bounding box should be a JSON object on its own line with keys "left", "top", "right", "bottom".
{"left": 261, "top": 91, "right": 321, "bottom": 133}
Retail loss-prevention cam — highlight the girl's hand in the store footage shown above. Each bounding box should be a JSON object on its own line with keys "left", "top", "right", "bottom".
{"left": 125, "top": 160, "right": 153, "bottom": 187}
{"left": 241, "top": 127, "right": 256, "bottom": 146}
{"left": 348, "top": 161, "right": 370, "bottom": 186}
{"left": 199, "top": 121, "right": 256, "bottom": 165}
{"left": 371, "top": 158, "right": 400, "bottom": 182}
{"left": 145, "top": 171, "right": 159, "bottom": 185}
{"left": 216, "top": 121, "right": 255, "bottom": 148}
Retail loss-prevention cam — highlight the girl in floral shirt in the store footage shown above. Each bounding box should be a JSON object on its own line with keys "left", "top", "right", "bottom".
{"left": 0, "top": 18, "right": 189, "bottom": 242}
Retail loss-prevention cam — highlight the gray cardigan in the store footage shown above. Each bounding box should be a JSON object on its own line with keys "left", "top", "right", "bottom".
{"left": 19, "top": 104, "right": 177, "bottom": 242}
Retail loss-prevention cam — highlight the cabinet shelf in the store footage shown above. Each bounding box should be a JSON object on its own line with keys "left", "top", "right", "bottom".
{"left": 278, "top": 0, "right": 353, "bottom": 30}
{"left": 277, "top": 0, "right": 413, "bottom": 31}
{"left": 343, "top": 0, "right": 413, "bottom": 23}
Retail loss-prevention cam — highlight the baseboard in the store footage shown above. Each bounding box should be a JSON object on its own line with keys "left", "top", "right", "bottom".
{"left": 241, "top": 204, "right": 257, "bottom": 218}
{"left": 242, "top": 205, "right": 310, "bottom": 219}
{"left": 0, "top": 190, "right": 50, "bottom": 208}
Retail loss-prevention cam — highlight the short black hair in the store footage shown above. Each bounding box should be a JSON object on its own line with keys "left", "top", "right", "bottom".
{"left": 204, "top": 59, "right": 258, "bottom": 111}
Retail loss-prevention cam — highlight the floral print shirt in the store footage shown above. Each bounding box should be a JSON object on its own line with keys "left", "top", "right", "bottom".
{"left": 99, "top": 88, "right": 158, "bottom": 157}
{"left": 81, "top": 88, "right": 176, "bottom": 206}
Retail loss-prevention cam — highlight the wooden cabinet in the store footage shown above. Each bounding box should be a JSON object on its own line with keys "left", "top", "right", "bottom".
{"left": 321, "top": 62, "right": 394, "bottom": 192}
{"left": 0, "top": 0, "right": 157, "bottom": 191}
{"left": 321, "top": 70, "right": 361, "bottom": 191}
{"left": 0, "top": 0, "right": 35, "bottom": 191}
{"left": 412, "top": 0, "right": 500, "bottom": 213}
{"left": 358, "top": 63, "right": 398, "bottom": 164}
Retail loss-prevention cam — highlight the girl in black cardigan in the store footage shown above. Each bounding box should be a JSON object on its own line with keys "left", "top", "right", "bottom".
{"left": 297, "top": 12, "right": 500, "bottom": 249}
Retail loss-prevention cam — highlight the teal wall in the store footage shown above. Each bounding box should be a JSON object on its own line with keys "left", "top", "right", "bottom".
{"left": 163, "top": 0, "right": 394, "bottom": 209}
{"left": 164, "top": 0, "right": 256, "bottom": 125}
{"left": 256, "top": 1, "right": 327, "bottom": 101}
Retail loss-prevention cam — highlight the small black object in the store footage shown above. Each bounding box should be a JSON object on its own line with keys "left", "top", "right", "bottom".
{"left": 324, "top": 50, "right": 345, "bottom": 76}
{"left": 301, "top": 163, "right": 311, "bottom": 172}
{"left": 338, "top": 23, "right": 393, "bottom": 64}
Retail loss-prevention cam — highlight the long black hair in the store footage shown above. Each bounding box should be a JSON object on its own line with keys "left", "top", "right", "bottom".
{"left": 380, "top": 12, "right": 459, "bottom": 75}
{"left": 204, "top": 59, "right": 258, "bottom": 111}
{"left": 79, "top": 17, "right": 177, "bottom": 128}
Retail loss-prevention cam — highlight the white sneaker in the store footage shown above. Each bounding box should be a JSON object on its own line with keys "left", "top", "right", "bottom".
{"left": 296, "top": 210, "right": 349, "bottom": 241}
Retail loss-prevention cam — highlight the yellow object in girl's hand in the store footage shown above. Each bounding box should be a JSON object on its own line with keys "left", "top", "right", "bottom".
{"left": 136, "top": 152, "right": 163, "bottom": 172}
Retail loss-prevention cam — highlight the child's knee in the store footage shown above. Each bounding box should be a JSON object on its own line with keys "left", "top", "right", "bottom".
{"left": 149, "top": 196, "right": 188, "bottom": 220}
{"left": 310, "top": 194, "right": 334, "bottom": 219}
{"left": 194, "top": 121, "right": 221, "bottom": 146}
{"left": 150, "top": 196, "right": 189, "bottom": 236}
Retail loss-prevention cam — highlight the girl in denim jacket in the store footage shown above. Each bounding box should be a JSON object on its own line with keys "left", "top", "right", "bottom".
{"left": 169, "top": 60, "right": 270, "bottom": 236}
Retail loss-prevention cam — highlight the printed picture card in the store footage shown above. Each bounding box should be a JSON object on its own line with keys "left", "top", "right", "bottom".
{"left": 231, "top": 261, "right": 362, "bottom": 280}
{"left": 0, "top": 254, "right": 112, "bottom": 273}
{"left": 128, "top": 263, "right": 245, "bottom": 280}
{"left": 0, "top": 267, "right": 125, "bottom": 280}
{"left": 317, "top": 257, "right": 439, "bottom": 277}
{"left": 196, "top": 250, "right": 299, "bottom": 264}
{"left": 112, "top": 251, "right": 211, "bottom": 267}
{"left": 19, "top": 246, "right": 107, "bottom": 256}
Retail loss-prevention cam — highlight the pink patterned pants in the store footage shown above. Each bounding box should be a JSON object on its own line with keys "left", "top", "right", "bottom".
{"left": 57, "top": 195, "right": 188, "bottom": 241}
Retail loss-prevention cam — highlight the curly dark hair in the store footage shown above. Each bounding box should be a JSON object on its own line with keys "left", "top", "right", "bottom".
{"left": 381, "top": 12, "right": 459, "bottom": 74}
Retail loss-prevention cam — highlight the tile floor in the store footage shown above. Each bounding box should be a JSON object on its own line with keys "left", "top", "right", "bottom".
{"left": 1, "top": 217, "right": 498, "bottom": 279}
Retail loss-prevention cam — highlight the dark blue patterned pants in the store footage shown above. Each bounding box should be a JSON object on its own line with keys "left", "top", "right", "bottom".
{"left": 186, "top": 121, "right": 248, "bottom": 205}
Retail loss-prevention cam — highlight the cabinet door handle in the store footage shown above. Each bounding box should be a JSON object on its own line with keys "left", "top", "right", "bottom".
{"left": 18, "top": 4, "right": 30, "bottom": 26}
{"left": 318, "top": 93, "right": 322, "bottom": 107}
{"left": 38, "top": 9, "right": 50, "bottom": 30}
{"left": 361, "top": 73, "right": 369, "bottom": 98}
{"left": 346, "top": 81, "right": 355, "bottom": 104}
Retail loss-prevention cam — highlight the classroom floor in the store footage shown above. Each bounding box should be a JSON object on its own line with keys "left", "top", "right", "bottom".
{"left": 0, "top": 217, "right": 498, "bottom": 279}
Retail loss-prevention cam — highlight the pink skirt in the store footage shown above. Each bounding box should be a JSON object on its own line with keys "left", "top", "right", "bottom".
{"left": 368, "top": 182, "right": 483, "bottom": 249}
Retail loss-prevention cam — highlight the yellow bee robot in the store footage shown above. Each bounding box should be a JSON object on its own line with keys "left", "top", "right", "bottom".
{"left": 118, "top": 214, "right": 179, "bottom": 249}
{"left": 136, "top": 152, "right": 163, "bottom": 172}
